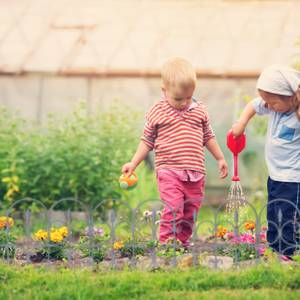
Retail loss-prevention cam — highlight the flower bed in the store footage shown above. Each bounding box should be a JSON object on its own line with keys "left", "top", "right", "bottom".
{"left": 1, "top": 214, "right": 299, "bottom": 270}
{"left": 212, "top": 222, "right": 268, "bottom": 262}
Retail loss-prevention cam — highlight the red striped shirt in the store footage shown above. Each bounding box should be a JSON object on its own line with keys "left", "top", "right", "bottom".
{"left": 141, "top": 99, "right": 215, "bottom": 174}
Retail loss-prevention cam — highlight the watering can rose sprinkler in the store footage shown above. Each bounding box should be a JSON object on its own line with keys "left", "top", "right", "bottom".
{"left": 226, "top": 130, "right": 246, "bottom": 212}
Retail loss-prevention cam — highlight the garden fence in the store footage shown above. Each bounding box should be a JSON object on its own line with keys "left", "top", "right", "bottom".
{"left": 0, "top": 197, "right": 299, "bottom": 270}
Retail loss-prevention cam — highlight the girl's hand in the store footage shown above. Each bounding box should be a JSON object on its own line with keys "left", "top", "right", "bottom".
{"left": 231, "top": 122, "right": 246, "bottom": 137}
{"left": 218, "top": 158, "right": 228, "bottom": 179}
{"left": 121, "top": 162, "right": 136, "bottom": 176}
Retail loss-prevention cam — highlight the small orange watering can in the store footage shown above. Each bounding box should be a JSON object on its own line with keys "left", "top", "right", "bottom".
{"left": 119, "top": 172, "right": 138, "bottom": 190}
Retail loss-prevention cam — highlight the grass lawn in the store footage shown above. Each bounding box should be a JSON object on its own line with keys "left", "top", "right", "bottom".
{"left": 0, "top": 262, "right": 300, "bottom": 299}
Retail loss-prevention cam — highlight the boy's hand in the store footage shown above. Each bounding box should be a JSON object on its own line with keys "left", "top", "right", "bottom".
{"left": 218, "top": 158, "right": 228, "bottom": 179}
{"left": 231, "top": 122, "right": 246, "bottom": 137}
{"left": 121, "top": 162, "right": 136, "bottom": 176}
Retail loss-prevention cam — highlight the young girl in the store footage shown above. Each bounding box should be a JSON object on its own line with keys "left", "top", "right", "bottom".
{"left": 122, "top": 57, "right": 228, "bottom": 247}
{"left": 232, "top": 65, "right": 300, "bottom": 256}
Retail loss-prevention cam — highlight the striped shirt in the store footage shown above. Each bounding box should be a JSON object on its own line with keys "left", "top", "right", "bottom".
{"left": 141, "top": 98, "right": 215, "bottom": 174}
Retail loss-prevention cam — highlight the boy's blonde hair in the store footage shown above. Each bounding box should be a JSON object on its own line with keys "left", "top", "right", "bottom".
{"left": 161, "top": 57, "right": 197, "bottom": 90}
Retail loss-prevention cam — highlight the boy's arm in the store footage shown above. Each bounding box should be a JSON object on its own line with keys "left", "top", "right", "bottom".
{"left": 122, "top": 141, "right": 152, "bottom": 175}
{"left": 232, "top": 102, "right": 256, "bottom": 136}
{"left": 205, "top": 138, "right": 228, "bottom": 179}
{"left": 122, "top": 104, "right": 158, "bottom": 176}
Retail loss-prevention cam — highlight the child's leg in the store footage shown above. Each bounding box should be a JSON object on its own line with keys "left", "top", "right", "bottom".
{"left": 157, "top": 172, "right": 185, "bottom": 244}
{"left": 267, "top": 177, "right": 300, "bottom": 256}
{"left": 179, "top": 178, "right": 205, "bottom": 245}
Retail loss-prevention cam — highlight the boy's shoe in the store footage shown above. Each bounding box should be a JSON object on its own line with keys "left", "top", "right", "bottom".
{"left": 181, "top": 241, "right": 194, "bottom": 251}
{"left": 280, "top": 255, "right": 293, "bottom": 262}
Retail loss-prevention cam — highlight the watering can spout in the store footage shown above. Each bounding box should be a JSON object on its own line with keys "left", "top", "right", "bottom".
{"left": 232, "top": 175, "right": 240, "bottom": 181}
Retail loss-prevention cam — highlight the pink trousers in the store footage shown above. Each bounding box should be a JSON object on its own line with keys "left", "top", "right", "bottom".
{"left": 157, "top": 171, "right": 205, "bottom": 245}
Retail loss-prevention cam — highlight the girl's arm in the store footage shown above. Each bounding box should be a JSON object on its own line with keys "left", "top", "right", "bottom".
{"left": 205, "top": 138, "right": 228, "bottom": 179}
{"left": 232, "top": 102, "right": 256, "bottom": 136}
{"left": 121, "top": 141, "right": 152, "bottom": 175}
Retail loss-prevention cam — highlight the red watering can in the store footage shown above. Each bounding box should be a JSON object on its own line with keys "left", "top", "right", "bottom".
{"left": 227, "top": 130, "right": 246, "bottom": 181}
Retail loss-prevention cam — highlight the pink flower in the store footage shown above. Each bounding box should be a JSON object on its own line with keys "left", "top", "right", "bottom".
{"left": 259, "top": 232, "right": 267, "bottom": 242}
{"left": 226, "top": 231, "right": 235, "bottom": 240}
{"left": 84, "top": 226, "right": 105, "bottom": 237}
{"left": 259, "top": 247, "right": 266, "bottom": 255}
{"left": 230, "top": 237, "right": 241, "bottom": 244}
{"left": 240, "top": 233, "right": 255, "bottom": 244}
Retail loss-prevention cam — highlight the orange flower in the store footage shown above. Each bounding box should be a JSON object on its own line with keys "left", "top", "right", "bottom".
{"left": 215, "top": 225, "right": 227, "bottom": 238}
{"left": 244, "top": 221, "right": 255, "bottom": 231}
{"left": 0, "top": 216, "right": 14, "bottom": 229}
{"left": 113, "top": 241, "right": 124, "bottom": 250}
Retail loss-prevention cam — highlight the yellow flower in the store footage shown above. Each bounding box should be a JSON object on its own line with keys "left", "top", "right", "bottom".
{"left": 113, "top": 241, "right": 124, "bottom": 250}
{"left": 0, "top": 216, "right": 14, "bottom": 229}
{"left": 215, "top": 225, "right": 227, "bottom": 238}
{"left": 6, "top": 189, "right": 15, "bottom": 198}
{"left": 2, "top": 176, "right": 18, "bottom": 183}
{"left": 2, "top": 177, "right": 11, "bottom": 183}
{"left": 11, "top": 176, "right": 19, "bottom": 183}
{"left": 59, "top": 226, "right": 68, "bottom": 238}
{"left": 34, "top": 229, "right": 48, "bottom": 241}
{"left": 244, "top": 221, "right": 255, "bottom": 231}
{"left": 50, "top": 230, "right": 64, "bottom": 243}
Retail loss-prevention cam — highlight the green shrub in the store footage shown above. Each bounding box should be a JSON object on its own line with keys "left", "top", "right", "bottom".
{"left": 0, "top": 102, "right": 140, "bottom": 211}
